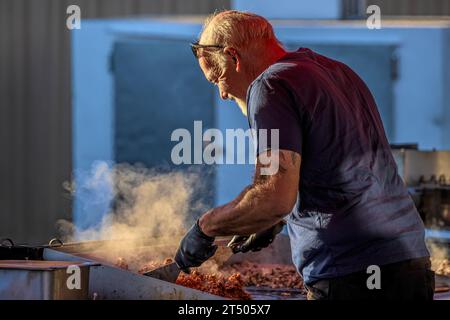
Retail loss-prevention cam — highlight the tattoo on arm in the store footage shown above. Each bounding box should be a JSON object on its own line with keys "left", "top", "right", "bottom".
{"left": 254, "top": 172, "right": 270, "bottom": 184}
{"left": 277, "top": 152, "right": 289, "bottom": 174}
{"left": 253, "top": 150, "right": 299, "bottom": 185}
{"left": 291, "top": 152, "right": 298, "bottom": 165}
{"left": 278, "top": 164, "right": 287, "bottom": 174}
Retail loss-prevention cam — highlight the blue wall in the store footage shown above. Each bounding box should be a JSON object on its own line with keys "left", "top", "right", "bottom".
{"left": 72, "top": 18, "right": 450, "bottom": 228}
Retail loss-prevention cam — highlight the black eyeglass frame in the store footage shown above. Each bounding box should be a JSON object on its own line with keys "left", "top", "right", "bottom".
{"left": 190, "top": 42, "right": 225, "bottom": 58}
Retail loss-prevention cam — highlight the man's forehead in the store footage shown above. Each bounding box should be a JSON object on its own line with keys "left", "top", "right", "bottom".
{"left": 200, "top": 11, "right": 233, "bottom": 44}
{"left": 199, "top": 16, "right": 219, "bottom": 44}
{"left": 199, "top": 29, "right": 212, "bottom": 44}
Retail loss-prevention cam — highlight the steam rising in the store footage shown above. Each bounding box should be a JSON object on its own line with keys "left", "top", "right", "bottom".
{"left": 57, "top": 161, "right": 208, "bottom": 269}
{"left": 428, "top": 242, "right": 449, "bottom": 272}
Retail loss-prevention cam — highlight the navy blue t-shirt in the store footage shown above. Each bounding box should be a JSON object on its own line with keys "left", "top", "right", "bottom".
{"left": 247, "top": 48, "right": 429, "bottom": 285}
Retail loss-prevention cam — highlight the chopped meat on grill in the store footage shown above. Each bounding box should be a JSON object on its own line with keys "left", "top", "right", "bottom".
{"left": 115, "top": 257, "right": 129, "bottom": 270}
{"left": 176, "top": 270, "right": 251, "bottom": 300}
{"left": 123, "top": 256, "right": 305, "bottom": 299}
{"left": 137, "top": 258, "right": 173, "bottom": 274}
{"left": 220, "top": 261, "right": 305, "bottom": 291}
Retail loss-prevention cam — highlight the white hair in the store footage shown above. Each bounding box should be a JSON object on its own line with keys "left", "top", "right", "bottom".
{"left": 199, "top": 10, "right": 282, "bottom": 75}
{"left": 201, "top": 10, "right": 279, "bottom": 50}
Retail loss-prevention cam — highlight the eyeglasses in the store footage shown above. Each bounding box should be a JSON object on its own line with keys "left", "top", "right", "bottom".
{"left": 190, "top": 41, "right": 224, "bottom": 59}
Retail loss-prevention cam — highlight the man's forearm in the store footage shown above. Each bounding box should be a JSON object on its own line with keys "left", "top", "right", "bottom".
{"left": 199, "top": 182, "right": 287, "bottom": 237}
{"left": 199, "top": 150, "right": 300, "bottom": 237}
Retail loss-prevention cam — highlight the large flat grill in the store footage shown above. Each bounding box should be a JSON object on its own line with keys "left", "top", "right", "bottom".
{"left": 3, "top": 236, "right": 448, "bottom": 300}
{"left": 1, "top": 235, "right": 306, "bottom": 300}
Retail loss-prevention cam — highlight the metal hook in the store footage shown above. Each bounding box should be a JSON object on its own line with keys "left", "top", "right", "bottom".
{"left": 48, "top": 238, "right": 64, "bottom": 247}
{"left": 0, "top": 238, "right": 14, "bottom": 247}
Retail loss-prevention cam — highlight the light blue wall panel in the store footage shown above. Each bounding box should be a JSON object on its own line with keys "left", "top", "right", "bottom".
{"left": 73, "top": 18, "right": 450, "bottom": 229}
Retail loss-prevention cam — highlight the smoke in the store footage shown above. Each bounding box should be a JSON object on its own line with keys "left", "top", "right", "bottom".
{"left": 429, "top": 243, "right": 448, "bottom": 260}
{"left": 428, "top": 241, "right": 449, "bottom": 273}
{"left": 57, "top": 161, "right": 210, "bottom": 270}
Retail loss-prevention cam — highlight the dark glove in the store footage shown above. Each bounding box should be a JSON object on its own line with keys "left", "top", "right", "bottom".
{"left": 175, "top": 220, "right": 217, "bottom": 273}
{"left": 227, "top": 220, "right": 285, "bottom": 253}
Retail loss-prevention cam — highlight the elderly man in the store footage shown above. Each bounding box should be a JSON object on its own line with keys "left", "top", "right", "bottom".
{"left": 175, "top": 10, "right": 434, "bottom": 300}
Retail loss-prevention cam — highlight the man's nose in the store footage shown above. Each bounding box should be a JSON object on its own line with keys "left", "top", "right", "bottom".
{"left": 219, "top": 88, "right": 228, "bottom": 100}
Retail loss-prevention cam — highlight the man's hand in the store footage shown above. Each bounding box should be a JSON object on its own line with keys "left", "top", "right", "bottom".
{"left": 227, "top": 220, "right": 286, "bottom": 253}
{"left": 174, "top": 220, "right": 218, "bottom": 273}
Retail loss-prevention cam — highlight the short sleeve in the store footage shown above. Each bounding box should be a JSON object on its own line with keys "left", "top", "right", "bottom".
{"left": 247, "top": 76, "right": 303, "bottom": 156}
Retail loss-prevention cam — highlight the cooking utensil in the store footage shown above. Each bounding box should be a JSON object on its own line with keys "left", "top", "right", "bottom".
{"left": 211, "top": 237, "right": 235, "bottom": 266}
{"left": 142, "top": 237, "right": 235, "bottom": 283}
{"left": 143, "top": 262, "right": 181, "bottom": 283}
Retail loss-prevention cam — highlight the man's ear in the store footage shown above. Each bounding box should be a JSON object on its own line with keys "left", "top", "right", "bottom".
{"left": 224, "top": 47, "right": 240, "bottom": 72}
